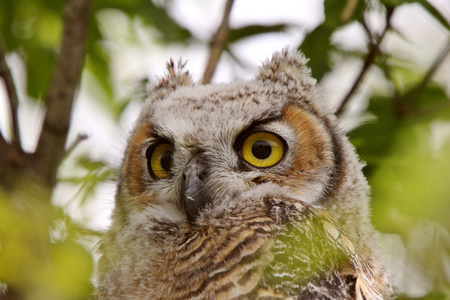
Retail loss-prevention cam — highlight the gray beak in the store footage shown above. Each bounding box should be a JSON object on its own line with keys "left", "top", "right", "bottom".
{"left": 181, "top": 154, "right": 210, "bottom": 223}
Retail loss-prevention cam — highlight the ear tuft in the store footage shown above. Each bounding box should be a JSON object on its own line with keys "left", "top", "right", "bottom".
{"left": 147, "top": 58, "right": 194, "bottom": 102}
{"left": 257, "top": 48, "right": 316, "bottom": 91}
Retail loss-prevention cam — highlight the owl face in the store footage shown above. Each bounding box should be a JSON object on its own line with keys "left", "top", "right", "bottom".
{"left": 118, "top": 51, "right": 346, "bottom": 225}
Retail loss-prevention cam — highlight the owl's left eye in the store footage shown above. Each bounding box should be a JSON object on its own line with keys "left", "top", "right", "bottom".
{"left": 146, "top": 143, "right": 174, "bottom": 179}
{"left": 239, "top": 131, "right": 286, "bottom": 168}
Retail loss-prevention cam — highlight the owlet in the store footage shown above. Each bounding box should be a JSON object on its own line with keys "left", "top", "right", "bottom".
{"left": 95, "top": 49, "right": 392, "bottom": 299}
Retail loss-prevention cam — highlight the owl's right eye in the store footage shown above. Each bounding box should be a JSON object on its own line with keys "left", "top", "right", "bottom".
{"left": 146, "top": 143, "right": 173, "bottom": 179}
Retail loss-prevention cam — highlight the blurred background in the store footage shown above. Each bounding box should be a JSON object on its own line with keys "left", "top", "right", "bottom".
{"left": 0, "top": 0, "right": 449, "bottom": 299}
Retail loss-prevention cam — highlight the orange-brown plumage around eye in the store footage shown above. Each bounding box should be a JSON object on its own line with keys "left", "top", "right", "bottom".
{"left": 281, "top": 105, "right": 335, "bottom": 178}
{"left": 95, "top": 49, "right": 393, "bottom": 299}
{"left": 122, "top": 121, "right": 152, "bottom": 196}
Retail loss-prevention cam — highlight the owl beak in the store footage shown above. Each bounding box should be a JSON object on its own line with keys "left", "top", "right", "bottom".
{"left": 181, "top": 154, "right": 209, "bottom": 223}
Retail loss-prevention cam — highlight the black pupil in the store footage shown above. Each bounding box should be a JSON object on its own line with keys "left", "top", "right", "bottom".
{"left": 160, "top": 151, "right": 172, "bottom": 171}
{"left": 252, "top": 140, "right": 272, "bottom": 159}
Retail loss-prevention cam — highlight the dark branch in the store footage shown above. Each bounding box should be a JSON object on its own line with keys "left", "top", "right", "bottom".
{"left": 335, "top": 8, "right": 395, "bottom": 117}
{"left": 201, "top": 0, "right": 235, "bottom": 84}
{"left": 408, "top": 40, "right": 450, "bottom": 105}
{"left": 382, "top": 39, "right": 450, "bottom": 117}
{"left": 380, "top": 59, "right": 402, "bottom": 107}
{"left": 0, "top": 39, "right": 21, "bottom": 150}
{"left": 32, "top": 0, "right": 92, "bottom": 188}
{"left": 65, "top": 133, "right": 88, "bottom": 157}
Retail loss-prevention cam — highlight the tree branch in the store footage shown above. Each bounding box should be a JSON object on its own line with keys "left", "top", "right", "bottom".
{"left": 201, "top": 0, "right": 235, "bottom": 84}
{"left": 335, "top": 8, "right": 395, "bottom": 117}
{"left": 0, "top": 39, "right": 21, "bottom": 150}
{"left": 65, "top": 133, "right": 88, "bottom": 157}
{"left": 389, "top": 40, "right": 450, "bottom": 117}
{"left": 32, "top": 0, "right": 92, "bottom": 188}
{"left": 408, "top": 40, "right": 450, "bottom": 105}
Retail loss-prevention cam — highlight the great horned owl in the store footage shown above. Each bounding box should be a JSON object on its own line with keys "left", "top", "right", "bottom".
{"left": 96, "top": 49, "right": 392, "bottom": 299}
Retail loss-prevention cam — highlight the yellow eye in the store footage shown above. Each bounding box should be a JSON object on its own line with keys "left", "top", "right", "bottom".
{"left": 147, "top": 143, "right": 173, "bottom": 179}
{"left": 241, "top": 132, "right": 285, "bottom": 168}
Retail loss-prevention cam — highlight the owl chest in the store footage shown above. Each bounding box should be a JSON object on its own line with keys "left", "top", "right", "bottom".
{"left": 147, "top": 221, "right": 276, "bottom": 299}
{"left": 100, "top": 214, "right": 361, "bottom": 299}
{"left": 150, "top": 221, "right": 354, "bottom": 300}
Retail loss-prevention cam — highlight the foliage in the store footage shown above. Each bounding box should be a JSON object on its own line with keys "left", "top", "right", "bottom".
{"left": 0, "top": 186, "right": 94, "bottom": 299}
{"left": 0, "top": 0, "right": 449, "bottom": 299}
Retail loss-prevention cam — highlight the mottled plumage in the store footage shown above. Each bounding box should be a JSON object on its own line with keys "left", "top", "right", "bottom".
{"left": 96, "top": 49, "right": 392, "bottom": 299}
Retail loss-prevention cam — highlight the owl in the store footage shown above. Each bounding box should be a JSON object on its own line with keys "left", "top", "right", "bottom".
{"left": 95, "top": 49, "right": 393, "bottom": 299}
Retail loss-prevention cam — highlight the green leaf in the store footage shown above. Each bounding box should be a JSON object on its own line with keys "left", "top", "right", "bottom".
{"left": 418, "top": 0, "right": 450, "bottom": 31}
{"left": 381, "top": 0, "right": 450, "bottom": 31}
{"left": 324, "top": 0, "right": 365, "bottom": 27}
{"left": 380, "top": 0, "right": 417, "bottom": 7}
{"left": 370, "top": 120, "right": 450, "bottom": 231}
{"left": 85, "top": 46, "right": 113, "bottom": 102}
{"left": 78, "top": 157, "right": 108, "bottom": 172}
{"left": 300, "top": 0, "right": 365, "bottom": 80}
{"left": 95, "top": 0, "right": 192, "bottom": 43}
{"left": 349, "top": 96, "right": 399, "bottom": 174}
{"left": 300, "top": 25, "right": 334, "bottom": 80}
{"left": 0, "top": 187, "right": 94, "bottom": 300}
{"left": 25, "top": 45, "right": 55, "bottom": 99}
{"left": 145, "top": 1, "right": 192, "bottom": 43}
{"left": 408, "top": 85, "right": 450, "bottom": 117}
{"left": 228, "top": 24, "right": 288, "bottom": 44}
{"left": 0, "top": 0, "right": 64, "bottom": 99}
{"left": 39, "top": 240, "right": 93, "bottom": 299}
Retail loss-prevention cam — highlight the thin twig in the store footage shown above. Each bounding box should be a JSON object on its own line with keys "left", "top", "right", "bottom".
{"left": 335, "top": 8, "right": 395, "bottom": 117}
{"left": 201, "top": 0, "right": 235, "bottom": 84}
{"left": 408, "top": 40, "right": 450, "bottom": 105}
{"left": 32, "top": 0, "right": 92, "bottom": 188}
{"left": 380, "top": 58, "right": 402, "bottom": 104}
{"left": 0, "top": 39, "right": 21, "bottom": 150}
{"left": 340, "top": 0, "right": 359, "bottom": 23}
{"left": 65, "top": 133, "right": 88, "bottom": 157}
{"left": 361, "top": 19, "right": 374, "bottom": 46}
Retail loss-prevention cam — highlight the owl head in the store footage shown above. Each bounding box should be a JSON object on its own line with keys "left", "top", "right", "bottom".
{"left": 113, "top": 49, "right": 370, "bottom": 242}
{"left": 97, "top": 49, "right": 392, "bottom": 299}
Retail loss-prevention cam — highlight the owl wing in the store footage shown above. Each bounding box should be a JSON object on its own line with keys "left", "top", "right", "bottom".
{"left": 256, "top": 197, "right": 392, "bottom": 300}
